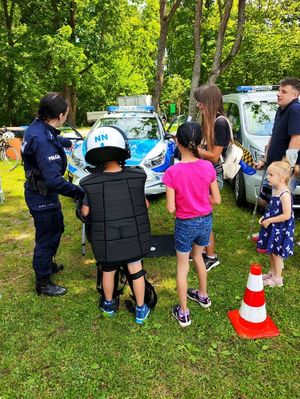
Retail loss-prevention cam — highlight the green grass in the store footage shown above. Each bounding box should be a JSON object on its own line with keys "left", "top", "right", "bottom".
{"left": 0, "top": 166, "right": 299, "bottom": 399}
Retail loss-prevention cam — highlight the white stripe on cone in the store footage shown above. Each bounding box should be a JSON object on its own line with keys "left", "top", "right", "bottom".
{"left": 240, "top": 300, "right": 266, "bottom": 323}
{"left": 246, "top": 274, "right": 263, "bottom": 292}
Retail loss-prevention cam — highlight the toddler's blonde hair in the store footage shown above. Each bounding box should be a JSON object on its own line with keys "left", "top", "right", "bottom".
{"left": 269, "top": 159, "right": 293, "bottom": 186}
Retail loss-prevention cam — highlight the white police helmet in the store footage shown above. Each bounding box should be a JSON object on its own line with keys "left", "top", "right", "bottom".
{"left": 85, "top": 126, "right": 131, "bottom": 166}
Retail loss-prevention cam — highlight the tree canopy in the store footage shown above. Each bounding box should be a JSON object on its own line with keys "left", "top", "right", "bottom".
{"left": 0, "top": 0, "right": 298, "bottom": 125}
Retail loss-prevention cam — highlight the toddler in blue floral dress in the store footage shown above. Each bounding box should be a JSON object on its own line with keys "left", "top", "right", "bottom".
{"left": 257, "top": 160, "right": 295, "bottom": 287}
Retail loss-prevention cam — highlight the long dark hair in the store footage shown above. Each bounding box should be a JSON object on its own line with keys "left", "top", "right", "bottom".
{"left": 38, "top": 92, "right": 69, "bottom": 121}
{"left": 176, "top": 122, "right": 202, "bottom": 159}
{"left": 193, "top": 83, "right": 225, "bottom": 150}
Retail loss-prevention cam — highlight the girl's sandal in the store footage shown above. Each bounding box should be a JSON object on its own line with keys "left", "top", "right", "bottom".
{"left": 263, "top": 276, "right": 283, "bottom": 287}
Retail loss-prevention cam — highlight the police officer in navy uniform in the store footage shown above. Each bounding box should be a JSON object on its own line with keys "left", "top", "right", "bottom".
{"left": 256, "top": 77, "right": 300, "bottom": 205}
{"left": 22, "top": 92, "right": 85, "bottom": 296}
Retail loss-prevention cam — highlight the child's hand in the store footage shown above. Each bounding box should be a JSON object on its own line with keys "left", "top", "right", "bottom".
{"left": 258, "top": 216, "right": 264, "bottom": 225}
{"left": 261, "top": 218, "right": 271, "bottom": 228}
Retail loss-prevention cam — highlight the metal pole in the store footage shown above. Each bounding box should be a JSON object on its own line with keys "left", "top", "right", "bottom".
{"left": 0, "top": 177, "right": 5, "bottom": 204}
{"left": 81, "top": 223, "right": 86, "bottom": 256}
{"left": 247, "top": 169, "right": 267, "bottom": 239}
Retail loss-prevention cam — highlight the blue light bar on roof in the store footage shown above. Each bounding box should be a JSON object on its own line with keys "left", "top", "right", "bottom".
{"left": 236, "top": 85, "right": 279, "bottom": 92}
{"left": 107, "top": 105, "right": 155, "bottom": 112}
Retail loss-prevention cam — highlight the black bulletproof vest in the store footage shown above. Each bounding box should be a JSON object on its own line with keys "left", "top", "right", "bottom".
{"left": 80, "top": 167, "right": 151, "bottom": 264}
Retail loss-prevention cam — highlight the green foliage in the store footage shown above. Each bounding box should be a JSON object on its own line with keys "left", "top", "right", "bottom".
{"left": 217, "top": 0, "right": 300, "bottom": 92}
{"left": 0, "top": 166, "right": 299, "bottom": 398}
{"left": 0, "top": 0, "right": 160, "bottom": 125}
{"left": 0, "top": 0, "right": 299, "bottom": 124}
{"left": 161, "top": 74, "right": 191, "bottom": 116}
{"left": 167, "top": 0, "right": 299, "bottom": 96}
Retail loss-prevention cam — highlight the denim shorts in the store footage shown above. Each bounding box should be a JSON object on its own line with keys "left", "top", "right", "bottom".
{"left": 175, "top": 214, "right": 213, "bottom": 253}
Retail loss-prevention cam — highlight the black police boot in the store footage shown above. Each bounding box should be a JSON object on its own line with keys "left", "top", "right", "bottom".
{"left": 36, "top": 276, "right": 67, "bottom": 297}
{"left": 52, "top": 261, "right": 64, "bottom": 274}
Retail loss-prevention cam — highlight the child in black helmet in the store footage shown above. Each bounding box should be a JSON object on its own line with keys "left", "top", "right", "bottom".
{"left": 79, "top": 126, "right": 151, "bottom": 324}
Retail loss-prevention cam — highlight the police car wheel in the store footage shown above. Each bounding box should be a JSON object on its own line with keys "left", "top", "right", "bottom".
{"left": 234, "top": 170, "right": 246, "bottom": 206}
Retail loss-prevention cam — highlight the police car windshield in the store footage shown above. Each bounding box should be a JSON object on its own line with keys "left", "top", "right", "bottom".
{"left": 95, "top": 116, "right": 160, "bottom": 140}
{"left": 243, "top": 101, "right": 277, "bottom": 136}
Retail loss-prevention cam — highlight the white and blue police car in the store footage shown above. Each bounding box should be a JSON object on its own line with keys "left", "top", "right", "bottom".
{"left": 67, "top": 106, "right": 176, "bottom": 195}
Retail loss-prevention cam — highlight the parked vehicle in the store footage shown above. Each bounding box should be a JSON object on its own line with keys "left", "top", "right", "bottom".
{"left": 67, "top": 106, "right": 176, "bottom": 195}
{"left": 59, "top": 126, "right": 85, "bottom": 158}
{"left": 223, "top": 85, "right": 300, "bottom": 208}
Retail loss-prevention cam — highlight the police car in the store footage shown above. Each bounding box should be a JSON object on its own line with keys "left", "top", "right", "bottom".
{"left": 223, "top": 85, "right": 300, "bottom": 208}
{"left": 67, "top": 106, "right": 176, "bottom": 195}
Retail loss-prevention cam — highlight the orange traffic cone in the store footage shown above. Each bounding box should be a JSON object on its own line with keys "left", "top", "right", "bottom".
{"left": 228, "top": 263, "right": 279, "bottom": 339}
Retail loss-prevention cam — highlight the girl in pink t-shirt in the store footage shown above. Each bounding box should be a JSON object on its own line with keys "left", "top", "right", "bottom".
{"left": 163, "top": 122, "right": 221, "bottom": 327}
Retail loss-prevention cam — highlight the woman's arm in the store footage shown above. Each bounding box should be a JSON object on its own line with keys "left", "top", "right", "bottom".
{"left": 166, "top": 186, "right": 176, "bottom": 214}
{"left": 209, "top": 180, "right": 221, "bottom": 205}
{"left": 199, "top": 117, "right": 231, "bottom": 164}
{"left": 260, "top": 192, "right": 292, "bottom": 227}
{"left": 198, "top": 145, "right": 224, "bottom": 164}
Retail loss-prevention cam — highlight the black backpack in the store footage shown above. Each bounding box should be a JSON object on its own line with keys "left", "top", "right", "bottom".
{"left": 96, "top": 262, "right": 157, "bottom": 312}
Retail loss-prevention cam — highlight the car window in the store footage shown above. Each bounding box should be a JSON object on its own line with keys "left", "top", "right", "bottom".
{"left": 243, "top": 101, "right": 277, "bottom": 136}
{"left": 95, "top": 116, "right": 160, "bottom": 140}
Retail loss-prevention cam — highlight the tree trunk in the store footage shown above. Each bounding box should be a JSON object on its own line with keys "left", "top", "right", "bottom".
{"left": 64, "top": 85, "right": 77, "bottom": 126}
{"left": 66, "top": 0, "right": 78, "bottom": 125}
{"left": 188, "top": 0, "right": 203, "bottom": 120}
{"left": 2, "top": 0, "right": 16, "bottom": 125}
{"left": 152, "top": 19, "right": 168, "bottom": 113}
{"left": 209, "top": 0, "right": 246, "bottom": 83}
{"left": 209, "top": 0, "right": 233, "bottom": 83}
{"left": 152, "top": 0, "right": 182, "bottom": 113}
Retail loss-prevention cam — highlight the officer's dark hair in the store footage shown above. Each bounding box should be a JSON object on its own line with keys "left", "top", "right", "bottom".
{"left": 176, "top": 122, "right": 202, "bottom": 159}
{"left": 280, "top": 77, "right": 300, "bottom": 94}
{"left": 38, "top": 92, "right": 69, "bottom": 121}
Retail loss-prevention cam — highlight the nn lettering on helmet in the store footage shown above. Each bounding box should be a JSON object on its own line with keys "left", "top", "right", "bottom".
{"left": 94, "top": 133, "right": 108, "bottom": 143}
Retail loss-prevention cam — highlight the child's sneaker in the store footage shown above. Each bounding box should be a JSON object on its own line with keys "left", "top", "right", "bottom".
{"left": 263, "top": 276, "right": 283, "bottom": 287}
{"left": 203, "top": 254, "right": 220, "bottom": 271}
{"left": 187, "top": 289, "right": 211, "bottom": 308}
{"left": 135, "top": 304, "right": 150, "bottom": 324}
{"left": 100, "top": 299, "right": 117, "bottom": 316}
{"left": 262, "top": 271, "right": 273, "bottom": 280}
{"left": 172, "top": 305, "right": 191, "bottom": 327}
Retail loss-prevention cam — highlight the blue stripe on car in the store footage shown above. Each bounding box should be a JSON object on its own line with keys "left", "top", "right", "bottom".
{"left": 77, "top": 137, "right": 176, "bottom": 172}
{"left": 152, "top": 141, "right": 176, "bottom": 172}
{"left": 127, "top": 139, "right": 160, "bottom": 166}
{"left": 68, "top": 164, "right": 77, "bottom": 173}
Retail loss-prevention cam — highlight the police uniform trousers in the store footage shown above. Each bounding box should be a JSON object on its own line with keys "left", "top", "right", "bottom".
{"left": 30, "top": 206, "right": 64, "bottom": 279}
